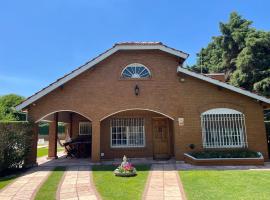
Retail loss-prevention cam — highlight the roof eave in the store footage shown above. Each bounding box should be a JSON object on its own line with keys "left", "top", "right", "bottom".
{"left": 177, "top": 67, "right": 270, "bottom": 105}
{"left": 15, "top": 43, "right": 188, "bottom": 111}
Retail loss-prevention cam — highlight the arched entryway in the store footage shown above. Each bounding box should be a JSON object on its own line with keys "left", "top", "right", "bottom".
{"left": 36, "top": 110, "right": 92, "bottom": 159}
{"left": 99, "top": 109, "right": 174, "bottom": 160}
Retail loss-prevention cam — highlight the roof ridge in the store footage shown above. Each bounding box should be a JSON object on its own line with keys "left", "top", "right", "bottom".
{"left": 115, "top": 41, "right": 162, "bottom": 45}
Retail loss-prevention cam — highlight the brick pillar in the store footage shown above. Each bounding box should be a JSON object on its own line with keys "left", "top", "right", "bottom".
{"left": 91, "top": 120, "right": 100, "bottom": 163}
{"left": 24, "top": 123, "right": 38, "bottom": 167}
{"left": 173, "top": 118, "right": 184, "bottom": 161}
{"left": 48, "top": 113, "right": 58, "bottom": 159}
{"left": 70, "top": 113, "right": 73, "bottom": 138}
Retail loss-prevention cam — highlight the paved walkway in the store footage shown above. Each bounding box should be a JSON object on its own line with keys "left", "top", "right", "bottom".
{"left": 0, "top": 167, "right": 53, "bottom": 200}
{"left": 143, "top": 164, "right": 186, "bottom": 200}
{"left": 57, "top": 166, "right": 99, "bottom": 200}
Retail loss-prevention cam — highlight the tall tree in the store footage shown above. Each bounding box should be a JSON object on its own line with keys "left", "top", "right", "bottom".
{"left": 0, "top": 94, "right": 25, "bottom": 121}
{"left": 193, "top": 12, "right": 270, "bottom": 97}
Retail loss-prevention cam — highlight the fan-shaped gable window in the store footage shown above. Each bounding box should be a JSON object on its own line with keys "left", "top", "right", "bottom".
{"left": 121, "top": 63, "right": 151, "bottom": 79}
{"left": 201, "top": 108, "right": 247, "bottom": 148}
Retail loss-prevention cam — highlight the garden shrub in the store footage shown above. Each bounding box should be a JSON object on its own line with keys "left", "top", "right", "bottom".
{"left": 0, "top": 122, "right": 33, "bottom": 175}
{"left": 190, "top": 149, "right": 261, "bottom": 159}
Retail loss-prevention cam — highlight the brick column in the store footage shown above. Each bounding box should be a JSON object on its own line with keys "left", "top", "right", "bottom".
{"left": 69, "top": 113, "right": 73, "bottom": 138}
{"left": 91, "top": 120, "right": 100, "bottom": 163}
{"left": 173, "top": 118, "right": 184, "bottom": 160}
{"left": 48, "top": 113, "right": 58, "bottom": 159}
{"left": 24, "top": 123, "right": 38, "bottom": 167}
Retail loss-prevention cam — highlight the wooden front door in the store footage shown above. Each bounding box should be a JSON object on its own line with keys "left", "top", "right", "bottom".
{"left": 153, "top": 118, "right": 170, "bottom": 159}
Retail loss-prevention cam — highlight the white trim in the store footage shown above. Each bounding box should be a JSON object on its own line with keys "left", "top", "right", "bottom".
{"left": 121, "top": 63, "right": 151, "bottom": 78}
{"left": 177, "top": 67, "right": 270, "bottom": 104}
{"left": 35, "top": 110, "right": 92, "bottom": 123}
{"left": 15, "top": 44, "right": 188, "bottom": 111}
{"left": 202, "top": 108, "right": 242, "bottom": 115}
{"left": 110, "top": 117, "right": 146, "bottom": 148}
{"left": 205, "top": 73, "right": 225, "bottom": 75}
{"left": 200, "top": 109, "right": 247, "bottom": 148}
{"left": 100, "top": 108, "right": 174, "bottom": 121}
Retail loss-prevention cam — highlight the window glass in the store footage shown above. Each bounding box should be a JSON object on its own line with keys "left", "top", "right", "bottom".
{"left": 121, "top": 64, "right": 151, "bottom": 79}
{"left": 201, "top": 108, "right": 247, "bottom": 148}
{"left": 110, "top": 118, "right": 145, "bottom": 147}
{"left": 79, "top": 122, "right": 92, "bottom": 135}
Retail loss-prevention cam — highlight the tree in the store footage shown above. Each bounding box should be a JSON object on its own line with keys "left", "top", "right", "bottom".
{"left": 0, "top": 94, "right": 25, "bottom": 121}
{"left": 231, "top": 31, "right": 270, "bottom": 95}
{"left": 193, "top": 12, "right": 270, "bottom": 97}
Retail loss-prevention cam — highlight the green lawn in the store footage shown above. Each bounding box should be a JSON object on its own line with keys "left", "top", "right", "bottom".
{"left": 180, "top": 170, "right": 270, "bottom": 200}
{"left": 0, "top": 174, "right": 18, "bottom": 190}
{"left": 37, "top": 147, "right": 64, "bottom": 157}
{"left": 92, "top": 165, "right": 150, "bottom": 200}
{"left": 35, "top": 166, "right": 66, "bottom": 200}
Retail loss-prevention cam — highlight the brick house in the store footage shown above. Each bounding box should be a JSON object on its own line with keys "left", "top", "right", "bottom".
{"left": 15, "top": 42, "right": 270, "bottom": 165}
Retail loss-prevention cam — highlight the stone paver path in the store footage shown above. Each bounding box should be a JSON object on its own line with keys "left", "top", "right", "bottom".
{"left": 0, "top": 167, "right": 53, "bottom": 200}
{"left": 143, "top": 164, "right": 186, "bottom": 200}
{"left": 58, "top": 166, "right": 99, "bottom": 200}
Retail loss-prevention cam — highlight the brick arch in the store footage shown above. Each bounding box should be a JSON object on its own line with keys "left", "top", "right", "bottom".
{"left": 197, "top": 102, "right": 245, "bottom": 115}
{"left": 35, "top": 109, "right": 92, "bottom": 123}
{"left": 99, "top": 108, "right": 175, "bottom": 121}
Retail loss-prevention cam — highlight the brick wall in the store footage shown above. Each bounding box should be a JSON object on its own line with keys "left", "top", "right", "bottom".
{"left": 100, "top": 110, "right": 174, "bottom": 159}
{"left": 27, "top": 49, "right": 269, "bottom": 162}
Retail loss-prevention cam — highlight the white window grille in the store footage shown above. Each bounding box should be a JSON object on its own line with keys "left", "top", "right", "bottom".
{"left": 121, "top": 63, "right": 151, "bottom": 78}
{"left": 110, "top": 118, "right": 145, "bottom": 148}
{"left": 79, "top": 122, "right": 92, "bottom": 135}
{"left": 201, "top": 108, "right": 247, "bottom": 148}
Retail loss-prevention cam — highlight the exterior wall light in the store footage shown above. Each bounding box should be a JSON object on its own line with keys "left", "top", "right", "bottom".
{"left": 134, "top": 85, "right": 139, "bottom": 96}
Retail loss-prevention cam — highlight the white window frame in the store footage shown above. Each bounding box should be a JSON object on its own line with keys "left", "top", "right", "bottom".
{"left": 79, "top": 122, "right": 92, "bottom": 136}
{"left": 201, "top": 108, "right": 247, "bottom": 148}
{"left": 110, "top": 118, "right": 145, "bottom": 148}
{"left": 121, "top": 63, "right": 151, "bottom": 79}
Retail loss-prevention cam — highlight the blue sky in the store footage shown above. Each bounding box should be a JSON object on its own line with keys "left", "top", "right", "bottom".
{"left": 1, "top": 0, "right": 270, "bottom": 97}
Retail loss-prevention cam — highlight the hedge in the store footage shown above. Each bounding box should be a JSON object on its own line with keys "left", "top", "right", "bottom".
{"left": 190, "top": 149, "right": 261, "bottom": 159}
{"left": 0, "top": 121, "right": 33, "bottom": 175}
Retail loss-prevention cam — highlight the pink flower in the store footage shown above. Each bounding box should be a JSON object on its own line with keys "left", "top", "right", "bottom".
{"left": 123, "top": 163, "right": 134, "bottom": 171}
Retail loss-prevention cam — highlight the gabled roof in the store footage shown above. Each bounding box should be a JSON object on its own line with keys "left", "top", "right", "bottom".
{"left": 15, "top": 42, "right": 189, "bottom": 110}
{"left": 177, "top": 67, "right": 270, "bottom": 104}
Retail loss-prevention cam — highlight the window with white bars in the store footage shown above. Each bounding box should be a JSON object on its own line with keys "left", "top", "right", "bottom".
{"left": 201, "top": 108, "right": 247, "bottom": 148}
{"left": 79, "top": 122, "right": 92, "bottom": 135}
{"left": 110, "top": 118, "right": 145, "bottom": 148}
{"left": 121, "top": 63, "right": 151, "bottom": 79}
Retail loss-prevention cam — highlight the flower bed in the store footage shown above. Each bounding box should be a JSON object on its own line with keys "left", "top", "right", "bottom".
{"left": 114, "top": 156, "right": 137, "bottom": 177}
{"left": 190, "top": 149, "right": 261, "bottom": 159}
{"left": 184, "top": 150, "right": 264, "bottom": 166}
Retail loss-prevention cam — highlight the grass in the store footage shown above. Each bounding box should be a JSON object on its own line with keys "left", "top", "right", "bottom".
{"left": 35, "top": 166, "right": 66, "bottom": 200}
{"left": 37, "top": 147, "right": 64, "bottom": 157}
{"left": 0, "top": 174, "right": 18, "bottom": 190}
{"left": 92, "top": 165, "right": 150, "bottom": 200}
{"left": 180, "top": 170, "right": 270, "bottom": 200}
